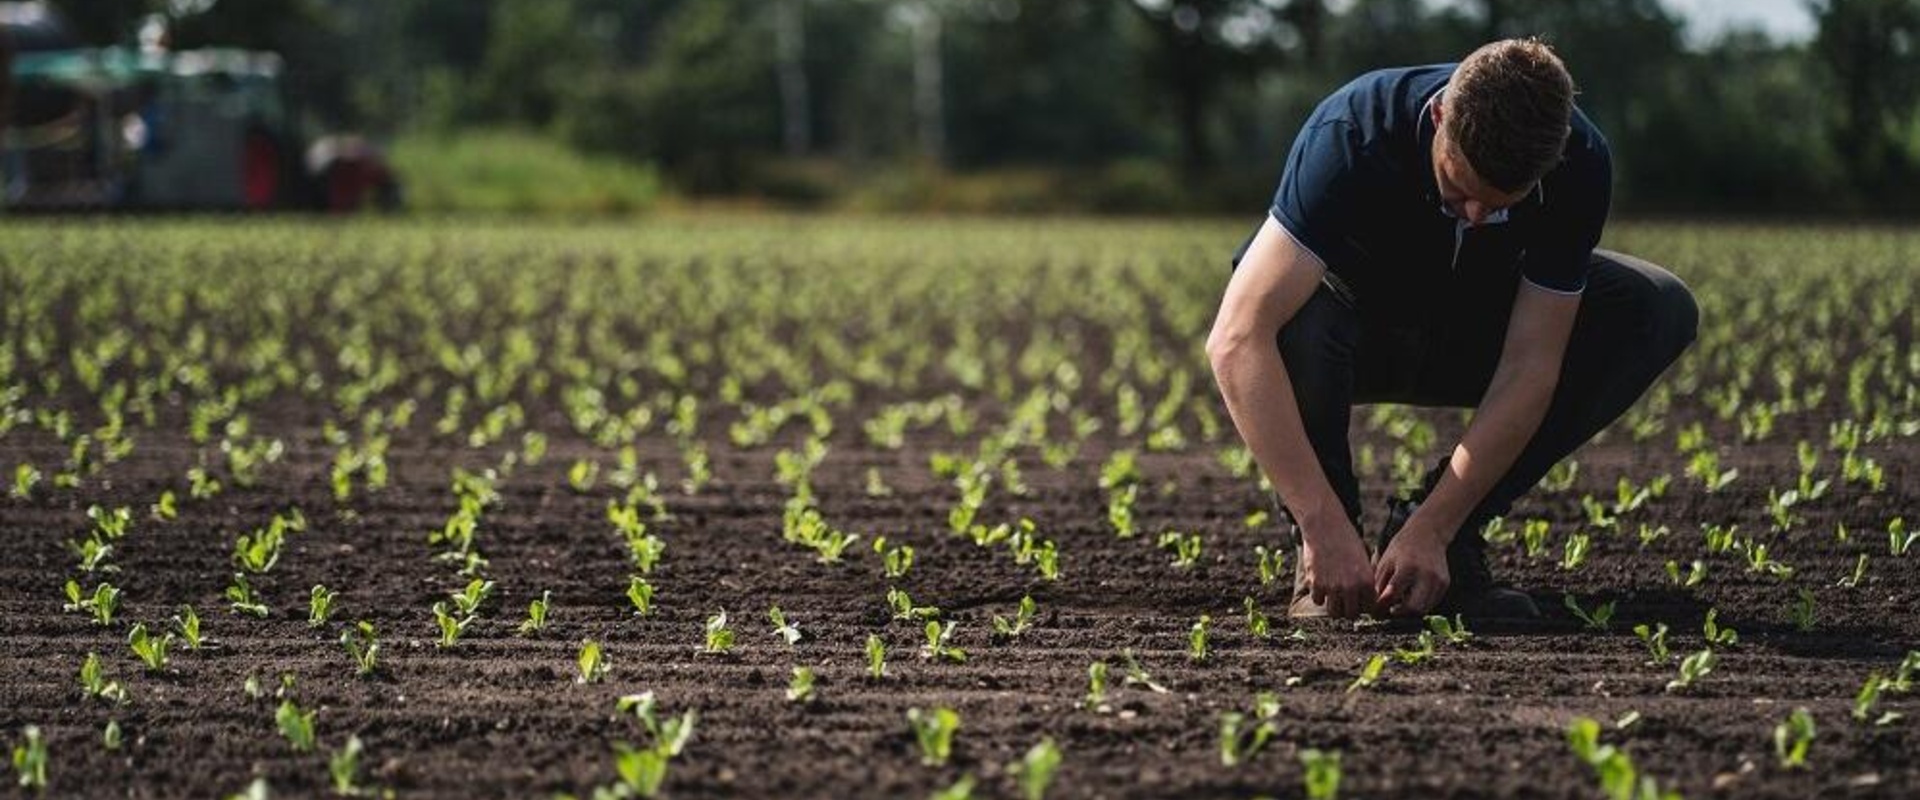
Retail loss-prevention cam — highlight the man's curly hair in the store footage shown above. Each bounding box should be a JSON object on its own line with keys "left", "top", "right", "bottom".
{"left": 1444, "top": 38, "right": 1576, "bottom": 193}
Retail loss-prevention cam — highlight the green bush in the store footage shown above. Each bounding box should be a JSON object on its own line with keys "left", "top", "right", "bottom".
{"left": 389, "top": 130, "right": 664, "bottom": 215}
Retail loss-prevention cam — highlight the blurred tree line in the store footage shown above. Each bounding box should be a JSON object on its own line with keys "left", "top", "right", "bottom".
{"left": 44, "top": 0, "right": 1920, "bottom": 215}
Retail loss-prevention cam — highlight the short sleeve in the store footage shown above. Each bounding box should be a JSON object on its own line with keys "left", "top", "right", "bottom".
{"left": 1519, "top": 137, "right": 1612, "bottom": 294}
{"left": 1233, "top": 119, "right": 1364, "bottom": 272}
{"left": 1268, "top": 120, "right": 1363, "bottom": 274}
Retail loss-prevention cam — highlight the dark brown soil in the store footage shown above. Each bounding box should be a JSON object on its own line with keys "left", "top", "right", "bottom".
{"left": 2, "top": 409, "right": 1915, "bottom": 799}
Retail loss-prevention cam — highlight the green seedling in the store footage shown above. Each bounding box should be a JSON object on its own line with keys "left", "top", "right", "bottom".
{"left": 1122, "top": 649, "right": 1169, "bottom": 693}
{"left": 1158, "top": 530, "right": 1202, "bottom": 569}
{"left": 1838, "top": 553, "right": 1870, "bottom": 588}
{"left": 1774, "top": 707, "right": 1815, "bottom": 769}
{"left": 1703, "top": 608, "right": 1739, "bottom": 646}
{"left": 1253, "top": 545, "right": 1283, "bottom": 586}
{"left": 886, "top": 587, "right": 939, "bottom": 621}
{"left": 1852, "top": 673, "right": 1902, "bottom": 726}
{"left": 1521, "top": 519, "right": 1551, "bottom": 559}
{"left": 11, "top": 725, "right": 48, "bottom": 791}
{"left": 225, "top": 573, "right": 269, "bottom": 618}
{"left": 1563, "top": 594, "right": 1615, "bottom": 631}
{"left": 78, "top": 652, "right": 129, "bottom": 705}
{"left": 1394, "top": 630, "right": 1437, "bottom": 666}
{"left": 578, "top": 639, "right": 608, "bottom": 684}
{"left": 127, "top": 622, "right": 173, "bottom": 672}
{"left": 906, "top": 706, "right": 960, "bottom": 766}
{"left": 702, "top": 610, "right": 735, "bottom": 655}
{"left": 1636, "top": 523, "right": 1670, "bottom": 548}
{"left": 1703, "top": 523, "right": 1738, "bottom": 553}
{"left": 1633, "top": 623, "right": 1672, "bottom": 665}
{"left": 993, "top": 595, "right": 1037, "bottom": 639}
{"left": 1664, "top": 558, "right": 1706, "bottom": 588}
{"left": 1189, "top": 615, "right": 1211, "bottom": 662}
{"left": 309, "top": 585, "right": 337, "bottom": 628}
{"left": 519, "top": 590, "right": 552, "bottom": 635}
{"left": 1085, "top": 661, "right": 1110, "bottom": 710}
{"left": 786, "top": 666, "right": 817, "bottom": 704}
{"left": 1666, "top": 648, "right": 1717, "bottom": 692}
{"left": 341, "top": 621, "right": 380, "bottom": 677}
{"left": 627, "top": 576, "right": 654, "bottom": 616}
{"left": 1245, "top": 596, "right": 1271, "bottom": 639}
{"left": 276, "top": 698, "right": 316, "bottom": 753}
{"left": 432, "top": 602, "right": 470, "bottom": 648}
{"left": 11, "top": 463, "right": 39, "bottom": 499}
{"left": 874, "top": 537, "right": 914, "bottom": 579}
{"left": 1299, "top": 748, "right": 1342, "bottom": 800}
{"left": 1218, "top": 692, "right": 1281, "bottom": 766}
{"left": 449, "top": 578, "right": 494, "bottom": 617}
{"left": 1787, "top": 589, "right": 1817, "bottom": 632}
{"left": 103, "top": 719, "right": 122, "bottom": 751}
{"left": 67, "top": 534, "right": 116, "bottom": 574}
{"left": 1011, "top": 737, "right": 1062, "bottom": 800}
{"left": 172, "top": 605, "right": 207, "bottom": 650}
{"left": 921, "top": 620, "right": 966, "bottom": 663}
{"left": 929, "top": 775, "right": 977, "bottom": 800}
{"left": 1890, "top": 518, "right": 1915, "bottom": 557}
{"left": 1567, "top": 717, "right": 1681, "bottom": 800}
{"left": 1425, "top": 614, "right": 1473, "bottom": 645}
{"left": 329, "top": 735, "right": 365, "bottom": 796}
{"left": 1348, "top": 654, "right": 1388, "bottom": 693}
{"left": 613, "top": 691, "right": 696, "bottom": 758}
{"left": 63, "top": 580, "right": 120, "bottom": 626}
{"left": 768, "top": 606, "right": 803, "bottom": 645}
{"left": 1561, "top": 532, "right": 1591, "bottom": 571}
{"left": 866, "top": 634, "right": 887, "bottom": 679}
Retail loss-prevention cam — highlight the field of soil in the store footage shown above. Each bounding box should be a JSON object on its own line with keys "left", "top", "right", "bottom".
{"left": 0, "top": 219, "right": 1914, "bottom": 799}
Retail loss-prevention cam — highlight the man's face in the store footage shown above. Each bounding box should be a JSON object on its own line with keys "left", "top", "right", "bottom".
{"left": 1430, "top": 100, "right": 1531, "bottom": 226}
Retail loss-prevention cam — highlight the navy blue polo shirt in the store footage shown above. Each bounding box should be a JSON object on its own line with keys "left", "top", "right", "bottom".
{"left": 1233, "top": 64, "right": 1611, "bottom": 309}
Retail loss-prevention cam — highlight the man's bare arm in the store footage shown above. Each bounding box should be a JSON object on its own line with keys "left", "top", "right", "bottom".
{"left": 1377, "top": 281, "right": 1579, "bottom": 613}
{"left": 1207, "top": 215, "right": 1375, "bottom": 617}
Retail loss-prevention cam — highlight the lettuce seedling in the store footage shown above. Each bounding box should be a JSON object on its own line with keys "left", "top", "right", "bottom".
{"left": 1085, "top": 661, "right": 1110, "bottom": 710}
{"left": 1890, "top": 518, "right": 1914, "bottom": 557}
{"left": 702, "top": 611, "right": 735, "bottom": 655}
{"left": 1521, "top": 519, "right": 1551, "bottom": 559}
{"left": 1189, "top": 615, "right": 1211, "bottom": 662}
{"left": 103, "top": 719, "right": 122, "bottom": 751}
{"left": 1394, "top": 631, "right": 1436, "bottom": 666}
{"left": 519, "top": 591, "right": 552, "bottom": 635}
{"left": 613, "top": 692, "right": 696, "bottom": 758}
{"left": 578, "top": 639, "right": 609, "bottom": 684}
{"left": 1774, "top": 707, "right": 1815, "bottom": 769}
{"left": 1218, "top": 692, "right": 1281, "bottom": 766}
{"left": 906, "top": 707, "right": 960, "bottom": 766}
{"left": 611, "top": 743, "right": 668, "bottom": 797}
{"left": 1011, "top": 737, "right": 1061, "bottom": 800}
{"left": 1563, "top": 594, "right": 1615, "bottom": 632}
{"left": 449, "top": 578, "right": 494, "bottom": 617}
{"left": 1633, "top": 623, "right": 1671, "bottom": 665}
{"left": 873, "top": 538, "right": 914, "bottom": 579}
{"left": 1852, "top": 672, "right": 1901, "bottom": 726}
{"left": 786, "top": 666, "right": 817, "bottom": 704}
{"left": 993, "top": 596, "right": 1037, "bottom": 639}
{"left": 1244, "top": 597, "right": 1271, "bottom": 639}
{"left": 1425, "top": 614, "right": 1473, "bottom": 646}
{"left": 887, "top": 587, "right": 939, "bottom": 621}
{"left": 225, "top": 573, "right": 269, "bottom": 618}
{"left": 276, "top": 699, "right": 316, "bottom": 753}
{"left": 67, "top": 534, "right": 116, "bottom": 574}
{"left": 768, "top": 606, "right": 803, "bottom": 645}
{"left": 627, "top": 577, "right": 654, "bottom": 616}
{"left": 921, "top": 620, "right": 966, "bottom": 663}
{"left": 1702, "top": 608, "right": 1738, "bottom": 646}
{"left": 1121, "top": 649, "right": 1169, "bottom": 693}
{"left": 1566, "top": 717, "right": 1680, "bottom": 800}
{"left": 1158, "top": 531, "right": 1202, "bottom": 569}
{"left": 127, "top": 623, "right": 173, "bottom": 672}
{"left": 1299, "top": 748, "right": 1342, "bottom": 800}
{"left": 866, "top": 634, "right": 887, "bottom": 679}
{"left": 1666, "top": 648, "right": 1716, "bottom": 692}
{"left": 63, "top": 580, "right": 120, "bottom": 626}
{"left": 1253, "top": 545, "right": 1283, "bottom": 586}
{"left": 11, "top": 725, "right": 48, "bottom": 791}
{"left": 431, "top": 602, "right": 469, "bottom": 648}
{"left": 10, "top": 463, "right": 38, "bottom": 500}
{"left": 341, "top": 621, "right": 380, "bottom": 677}
{"left": 1560, "top": 532, "right": 1591, "bottom": 571}
{"left": 309, "top": 585, "right": 337, "bottom": 628}
{"left": 1664, "top": 558, "right": 1706, "bottom": 588}
{"left": 329, "top": 735, "right": 364, "bottom": 796}
{"left": 78, "top": 652, "right": 129, "bottom": 705}
{"left": 172, "top": 605, "right": 208, "bottom": 651}
{"left": 1787, "top": 589, "right": 1817, "bottom": 632}
{"left": 1106, "top": 484, "right": 1139, "bottom": 539}
{"left": 1347, "top": 654, "right": 1388, "bottom": 693}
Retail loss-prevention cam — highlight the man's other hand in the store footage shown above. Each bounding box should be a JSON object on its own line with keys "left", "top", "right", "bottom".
{"left": 1375, "top": 527, "right": 1451, "bottom": 616}
{"left": 1301, "top": 519, "right": 1376, "bottom": 618}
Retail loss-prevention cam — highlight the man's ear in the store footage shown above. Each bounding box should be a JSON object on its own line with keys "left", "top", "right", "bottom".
{"left": 1430, "top": 97, "right": 1444, "bottom": 128}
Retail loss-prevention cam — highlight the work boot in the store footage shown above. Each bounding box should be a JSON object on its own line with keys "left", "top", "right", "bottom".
{"left": 1377, "top": 496, "right": 1540, "bottom": 619}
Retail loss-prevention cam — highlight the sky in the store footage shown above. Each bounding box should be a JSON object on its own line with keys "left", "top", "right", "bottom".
{"left": 1662, "top": 0, "right": 1816, "bottom": 46}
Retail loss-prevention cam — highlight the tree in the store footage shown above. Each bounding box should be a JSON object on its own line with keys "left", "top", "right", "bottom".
{"left": 1811, "top": 0, "right": 1920, "bottom": 204}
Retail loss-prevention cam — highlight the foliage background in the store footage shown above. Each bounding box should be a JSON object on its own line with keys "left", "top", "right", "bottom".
{"left": 36, "top": 0, "right": 1920, "bottom": 215}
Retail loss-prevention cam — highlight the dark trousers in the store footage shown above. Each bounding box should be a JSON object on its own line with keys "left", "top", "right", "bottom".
{"left": 1276, "top": 249, "right": 1699, "bottom": 541}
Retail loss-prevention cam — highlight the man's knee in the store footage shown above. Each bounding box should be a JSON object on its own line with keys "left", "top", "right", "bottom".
{"left": 1593, "top": 250, "right": 1698, "bottom": 364}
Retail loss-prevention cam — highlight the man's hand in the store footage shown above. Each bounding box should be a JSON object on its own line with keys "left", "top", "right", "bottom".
{"left": 1374, "top": 526, "right": 1450, "bottom": 616}
{"left": 1300, "top": 517, "right": 1377, "bottom": 618}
